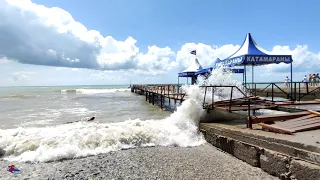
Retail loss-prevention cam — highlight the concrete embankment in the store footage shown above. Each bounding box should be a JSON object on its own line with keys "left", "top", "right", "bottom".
{"left": 200, "top": 123, "right": 320, "bottom": 180}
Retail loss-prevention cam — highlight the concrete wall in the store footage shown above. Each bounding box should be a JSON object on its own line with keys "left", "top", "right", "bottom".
{"left": 201, "top": 129, "right": 320, "bottom": 180}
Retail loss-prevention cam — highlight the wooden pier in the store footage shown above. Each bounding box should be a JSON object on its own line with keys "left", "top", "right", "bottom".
{"left": 131, "top": 84, "right": 320, "bottom": 134}
{"left": 131, "top": 84, "right": 186, "bottom": 110}
{"left": 253, "top": 110, "right": 320, "bottom": 134}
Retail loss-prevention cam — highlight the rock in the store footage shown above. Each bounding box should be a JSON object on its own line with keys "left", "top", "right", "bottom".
{"left": 87, "top": 117, "right": 95, "bottom": 121}
{"left": 0, "top": 148, "right": 5, "bottom": 157}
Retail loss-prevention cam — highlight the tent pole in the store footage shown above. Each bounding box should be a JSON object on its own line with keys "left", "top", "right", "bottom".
{"left": 290, "top": 62, "right": 293, "bottom": 101}
{"left": 244, "top": 65, "right": 247, "bottom": 89}
{"left": 242, "top": 68, "right": 245, "bottom": 84}
{"left": 252, "top": 65, "right": 254, "bottom": 95}
{"left": 178, "top": 76, "right": 179, "bottom": 94}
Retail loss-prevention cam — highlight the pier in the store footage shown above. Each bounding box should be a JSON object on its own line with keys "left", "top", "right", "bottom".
{"left": 131, "top": 84, "right": 186, "bottom": 110}
{"left": 131, "top": 83, "right": 320, "bottom": 131}
{"left": 131, "top": 83, "right": 320, "bottom": 179}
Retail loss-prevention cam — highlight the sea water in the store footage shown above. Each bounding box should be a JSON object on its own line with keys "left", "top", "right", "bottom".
{"left": 0, "top": 83, "right": 211, "bottom": 162}
{"left": 0, "top": 68, "right": 277, "bottom": 163}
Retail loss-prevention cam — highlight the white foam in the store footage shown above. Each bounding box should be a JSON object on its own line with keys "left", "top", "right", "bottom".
{"left": 0, "top": 85, "right": 208, "bottom": 162}
{"left": 196, "top": 67, "right": 246, "bottom": 103}
{"left": 0, "top": 69, "right": 244, "bottom": 163}
{"left": 60, "top": 88, "right": 130, "bottom": 94}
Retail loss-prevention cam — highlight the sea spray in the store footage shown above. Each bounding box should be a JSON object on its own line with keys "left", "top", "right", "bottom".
{"left": 0, "top": 85, "right": 208, "bottom": 162}
{"left": 0, "top": 69, "right": 244, "bottom": 162}
{"left": 61, "top": 88, "right": 130, "bottom": 94}
{"left": 197, "top": 67, "right": 246, "bottom": 102}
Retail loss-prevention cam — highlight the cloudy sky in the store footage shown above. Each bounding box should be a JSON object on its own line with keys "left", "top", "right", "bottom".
{"left": 0, "top": 0, "right": 320, "bottom": 86}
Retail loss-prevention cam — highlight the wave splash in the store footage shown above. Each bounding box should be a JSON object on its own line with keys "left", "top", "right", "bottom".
{"left": 60, "top": 88, "right": 130, "bottom": 94}
{"left": 0, "top": 86, "right": 207, "bottom": 162}
{"left": 0, "top": 68, "right": 241, "bottom": 163}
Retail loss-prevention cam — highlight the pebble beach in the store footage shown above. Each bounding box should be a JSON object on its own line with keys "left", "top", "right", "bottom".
{"left": 0, "top": 144, "right": 277, "bottom": 180}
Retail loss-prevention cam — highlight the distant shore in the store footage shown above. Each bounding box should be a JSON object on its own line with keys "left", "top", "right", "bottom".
{"left": 0, "top": 144, "right": 277, "bottom": 180}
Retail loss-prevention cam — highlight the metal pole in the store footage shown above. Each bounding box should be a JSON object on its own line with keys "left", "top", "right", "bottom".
{"left": 242, "top": 70, "right": 245, "bottom": 84}
{"left": 244, "top": 64, "right": 247, "bottom": 89}
{"left": 252, "top": 65, "right": 254, "bottom": 95}
{"left": 290, "top": 62, "right": 293, "bottom": 101}
{"left": 177, "top": 76, "right": 180, "bottom": 99}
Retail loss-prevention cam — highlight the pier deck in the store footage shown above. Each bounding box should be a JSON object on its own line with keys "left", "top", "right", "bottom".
{"left": 131, "top": 84, "right": 320, "bottom": 133}
{"left": 131, "top": 84, "right": 187, "bottom": 109}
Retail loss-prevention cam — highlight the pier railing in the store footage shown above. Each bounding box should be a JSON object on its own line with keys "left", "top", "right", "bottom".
{"left": 200, "top": 85, "right": 255, "bottom": 128}
{"left": 131, "top": 84, "right": 186, "bottom": 100}
{"left": 200, "top": 85, "right": 249, "bottom": 111}
{"left": 244, "top": 82, "right": 320, "bottom": 101}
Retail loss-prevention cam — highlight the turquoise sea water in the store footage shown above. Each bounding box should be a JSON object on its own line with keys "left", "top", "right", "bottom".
{"left": 0, "top": 85, "right": 170, "bottom": 129}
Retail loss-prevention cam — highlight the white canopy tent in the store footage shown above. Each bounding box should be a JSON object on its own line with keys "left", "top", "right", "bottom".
{"left": 178, "top": 58, "right": 203, "bottom": 85}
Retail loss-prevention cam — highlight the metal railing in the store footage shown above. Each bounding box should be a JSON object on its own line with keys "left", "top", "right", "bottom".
{"left": 244, "top": 82, "right": 320, "bottom": 101}
{"left": 131, "top": 84, "right": 186, "bottom": 100}
{"left": 200, "top": 85, "right": 253, "bottom": 128}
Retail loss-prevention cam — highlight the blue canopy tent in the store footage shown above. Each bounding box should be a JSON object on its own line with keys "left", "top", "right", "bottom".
{"left": 214, "top": 33, "right": 293, "bottom": 98}
{"left": 178, "top": 50, "right": 203, "bottom": 85}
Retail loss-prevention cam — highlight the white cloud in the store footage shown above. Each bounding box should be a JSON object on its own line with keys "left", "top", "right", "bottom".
{"left": 0, "top": 0, "right": 319, "bottom": 83}
{"left": 176, "top": 43, "right": 240, "bottom": 70}
{"left": 90, "top": 71, "right": 113, "bottom": 80}
{"left": 0, "top": 0, "right": 175, "bottom": 75}
{"left": 12, "top": 71, "right": 36, "bottom": 81}
{"left": 264, "top": 45, "right": 320, "bottom": 73}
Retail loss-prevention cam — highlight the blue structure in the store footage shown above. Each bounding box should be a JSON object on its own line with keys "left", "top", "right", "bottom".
{"left": 216, "top": 33, "right": 293, "bottom": 99}
{"left": 214, "top": 33, "right": 292, "bottom": 68}
{"left": 178, "top": 54, "right": 203, "bottom": 85}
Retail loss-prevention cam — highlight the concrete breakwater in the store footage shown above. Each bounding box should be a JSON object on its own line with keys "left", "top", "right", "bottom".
{"left": 200, "top": 123, "right": 320, "bottom": 180}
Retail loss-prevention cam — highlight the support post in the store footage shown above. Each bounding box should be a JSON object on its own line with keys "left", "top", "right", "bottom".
{"left": 247, "top": 98, "right": 252, "bottom": 129}
{"left": 178, "top": 76, "right": 180, "bottom": 99}
{"left": 252, "top": 65, "right": 254, "bottom": 95}
{"left": 299, "top": 82, "right": 301, "bottom": 101}
{"left": 152, "top": 93, "right": 155, "bottom": 105}
{"left": 290, "top": 62, "right": 293, "bottom": 101}
{"left": 244, "top": 64, "right": 247, "bottom": 90}
{"left": 229, "top": 87, "right": 233, "bottom": 112}
{"left": 294, "top": 82, "right": 297, "bottom": 101}
{"left": 271, "top": 83, "right": 274, "bottom": 102}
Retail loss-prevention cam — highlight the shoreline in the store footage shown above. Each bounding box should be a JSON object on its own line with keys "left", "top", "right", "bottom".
{"left": 0, "top": 144, "right": 277, "bottom": 180}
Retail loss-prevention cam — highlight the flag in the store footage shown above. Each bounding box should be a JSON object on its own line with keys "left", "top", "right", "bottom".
{"left": 190, "top": 50, "right": 196, "bottom": 55}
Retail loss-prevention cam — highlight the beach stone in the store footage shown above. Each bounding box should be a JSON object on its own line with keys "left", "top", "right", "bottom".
{"left": 0, "top": 144, "right": 277, "bottom": 180}
{"left": 0, "top": 148, "right": 5, "bottom": 157}
{"left": 260, "top": 149, "right": 290, "bottom": 177}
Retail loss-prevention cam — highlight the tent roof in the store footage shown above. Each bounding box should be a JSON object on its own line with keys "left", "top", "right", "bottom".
{"left": 227, "top": 33, "right": 269, "bottom": 59}
{"left": 182, "top": 58, "right": 203, "bottom": 73}
{"left": 178, "top": 58, "right": 203, "bottom": 77}
{"left": 215, "top": 33, "right": 293, "bottom": 67}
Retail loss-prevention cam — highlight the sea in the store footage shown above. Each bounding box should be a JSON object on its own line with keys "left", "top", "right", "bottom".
{"left": 0, "top": 68, "right": 284, "bottom": 164}
{"left": 0, "top": 84, "right": 208, "bottom": 163}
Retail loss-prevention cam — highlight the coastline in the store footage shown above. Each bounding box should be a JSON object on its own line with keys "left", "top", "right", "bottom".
{"left": 0, "top": 144, "right": 276, "bottom": 180}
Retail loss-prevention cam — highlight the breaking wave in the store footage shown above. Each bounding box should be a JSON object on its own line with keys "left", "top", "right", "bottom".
{"left": 60, "top": 88, "right": 130, "bottom": 94}
{"left": 0, "top": 68, "right": 243, "bottom": 163}
{"left": 0, "top": 86, "right": 206, "bottom": 162}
